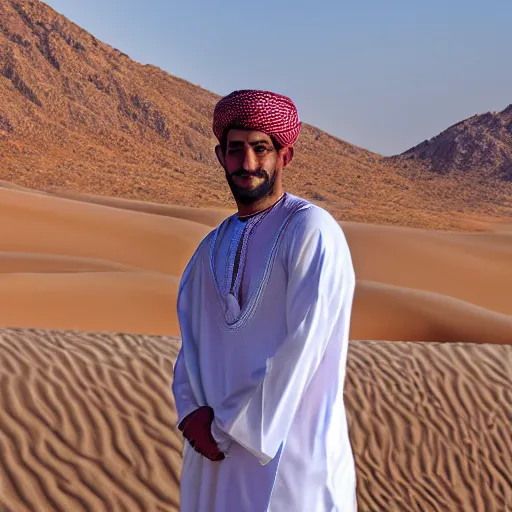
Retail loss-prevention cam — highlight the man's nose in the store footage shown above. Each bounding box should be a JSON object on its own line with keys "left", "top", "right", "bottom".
{"left": 242, "top": 148, "right": 259, "bottom": 172}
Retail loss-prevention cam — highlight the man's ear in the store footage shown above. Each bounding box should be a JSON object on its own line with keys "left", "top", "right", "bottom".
{"left": 215, "top": 145, "right": 225, "bottom": 168}
{"left": 280, "top": 146, "right": 294, "bottom": 169}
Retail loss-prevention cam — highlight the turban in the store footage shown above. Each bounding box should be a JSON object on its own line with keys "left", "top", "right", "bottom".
{"left": 213, "top": 90, "right": 301, "bottom": 147}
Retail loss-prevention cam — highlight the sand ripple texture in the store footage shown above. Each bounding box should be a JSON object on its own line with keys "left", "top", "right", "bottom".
{"left": 1, "top": 328, "right": 510, "bottom": 511}
{"left": 346, "top": 340, "right": 512, "bottom": 512}
{"left": 0, "top": 328, "right": 182, "bottom": 512}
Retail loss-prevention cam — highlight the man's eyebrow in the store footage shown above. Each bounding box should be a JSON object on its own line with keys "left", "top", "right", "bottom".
{"left": 249, "top": 140, "right": 272, "bottom": 146}
{"left": 227, "top": 139, "right": 273, "bottom": 147}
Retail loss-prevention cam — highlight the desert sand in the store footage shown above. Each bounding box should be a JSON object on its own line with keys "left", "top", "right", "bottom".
{"left": 1, "top": 330, "right": 510, "bottom": 511}
{"left": 0, "top": 182, "right": 511, "bottom": 511}
{"left": 1, "top": 181, "right": 511, "bottom": 342}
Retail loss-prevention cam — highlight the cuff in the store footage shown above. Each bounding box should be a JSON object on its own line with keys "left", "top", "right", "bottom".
{"left": 176, "top": 405, "right": 200, "bottom": 429}
{"left": 211, "top": 419, "right": 233, "bottom": 455}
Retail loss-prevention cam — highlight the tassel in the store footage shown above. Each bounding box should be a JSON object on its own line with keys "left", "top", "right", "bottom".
{"left": 225, "top": 292, "right": 241, "bottom": 323}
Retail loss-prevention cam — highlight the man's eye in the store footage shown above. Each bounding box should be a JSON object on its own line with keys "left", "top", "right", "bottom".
{"left": 227, "top": 148, "right": 240, "bottom": 155}
{"left": 254, "top": 146, "right": 270, "bottom": 154}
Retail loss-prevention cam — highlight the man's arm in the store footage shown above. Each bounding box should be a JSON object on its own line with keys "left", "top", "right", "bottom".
{"left": 172, "top": 241, "right": 206, "bottom": 426}
{"left": 212, "top": 208, "right": 355, "bottom": 465}
{"left": 172, "top": 348, "right": 201, "bottom": 426}
{"left": 173, "top": 352, "right": 225, "bottom": 461}
{"left": 171, "top": 237, "right": 227, "bottom": 461}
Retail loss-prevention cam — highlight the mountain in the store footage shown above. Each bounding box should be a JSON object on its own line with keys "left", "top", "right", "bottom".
{"left": 397, "top": 105, "right": 512, "bottom": 181}
{"left": 1, "top": 0, "right": 511, "bottom": 230}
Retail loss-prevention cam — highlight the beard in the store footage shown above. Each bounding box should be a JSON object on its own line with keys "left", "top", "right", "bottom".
{"left": 225, "top": 168, "right": 278, "bottom": 205}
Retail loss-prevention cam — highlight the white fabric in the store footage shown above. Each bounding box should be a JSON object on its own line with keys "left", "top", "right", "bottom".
{"left": 172, "top": 194, "right": 357, "bottom": 511}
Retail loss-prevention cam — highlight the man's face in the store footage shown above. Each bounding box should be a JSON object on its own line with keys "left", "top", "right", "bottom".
{"left": 221, "top": 129, "right": 282, "bottom": 205}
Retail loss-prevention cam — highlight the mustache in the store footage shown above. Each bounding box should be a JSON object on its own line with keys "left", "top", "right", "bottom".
{"left": 231, "top": 169, "right": 268, "bottom": 178}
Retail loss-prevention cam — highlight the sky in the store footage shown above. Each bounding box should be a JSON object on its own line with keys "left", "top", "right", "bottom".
{"left": 43, "top": 0, "right": 511, "bottom": 156}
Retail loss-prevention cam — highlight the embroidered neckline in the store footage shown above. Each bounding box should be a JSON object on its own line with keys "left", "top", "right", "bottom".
{"left": 209, "top": 196, "right": 313, "bottom": 330}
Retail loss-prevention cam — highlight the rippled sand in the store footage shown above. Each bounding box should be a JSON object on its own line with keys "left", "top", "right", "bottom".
{"left": 0, "top": 329, "right": 510, "bottom": 511}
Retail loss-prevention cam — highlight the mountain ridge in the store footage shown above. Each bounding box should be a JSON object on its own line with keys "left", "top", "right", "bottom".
{"left": 1, "top": 0, "right": 511, "bottom": 230}
{"left": 397, "top": 104, "right": 512, "bottom": 181}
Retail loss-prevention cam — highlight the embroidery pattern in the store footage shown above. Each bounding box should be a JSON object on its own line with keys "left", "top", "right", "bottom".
{"left": 209, "top": 196, "right": 313, "bottom": 331}
{"left": 231, "top": 209, "right": 271, "bottom": 302}
{"left": 223, "top": 219, "right": 245, "bottom": 297}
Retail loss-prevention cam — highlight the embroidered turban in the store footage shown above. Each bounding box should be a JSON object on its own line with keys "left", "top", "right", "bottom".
{"left": 213, "top": 90, "right": 301, "bottom": 147}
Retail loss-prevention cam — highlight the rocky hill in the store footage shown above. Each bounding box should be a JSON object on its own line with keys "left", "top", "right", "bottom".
{"left": 1, "top": 0, "right": 511, "bottom": 230}
{"left": 398, "top": 105, "right": 512, "bottom": 181}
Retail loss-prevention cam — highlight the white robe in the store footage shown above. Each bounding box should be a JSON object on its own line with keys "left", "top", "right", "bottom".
{"left": 172, "top": 194, "right": 357, "bottom": 512}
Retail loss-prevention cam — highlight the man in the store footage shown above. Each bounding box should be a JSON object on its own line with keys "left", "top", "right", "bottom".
{"left": 172, "top": 90, "right": 357, "bottom": 511}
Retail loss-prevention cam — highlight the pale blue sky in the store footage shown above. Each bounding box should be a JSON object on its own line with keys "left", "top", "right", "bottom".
{"left": 44, "top": 0, "right": 511, "bottom": 155}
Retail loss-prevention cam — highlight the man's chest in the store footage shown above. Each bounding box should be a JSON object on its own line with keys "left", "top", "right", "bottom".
{"left": 214, "top": 220, "right": 277, "bottom": 306}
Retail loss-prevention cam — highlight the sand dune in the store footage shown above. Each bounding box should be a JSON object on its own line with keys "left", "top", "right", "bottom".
{"left": 354, "top": 281, "right": 512, "bottom": 344}
{"left": 0, "top": 183, "right": 510, "bottom": 342}
{"left": 0, "top": 186, "right": 209, "bottom": 275}
{"left": 344, "top": 221, "right": 512, "bottom": 316}
{"left": 0, "top": 328, "right": 510, "bottom": 511}
{"left": 0, "top": 181, "right": 233, "bottom": 228}
{"left": 1, "top": 181, "right": 511, "bottom": 511}
{"left": 0, "top": 272, "right": 180, "bottom": 335}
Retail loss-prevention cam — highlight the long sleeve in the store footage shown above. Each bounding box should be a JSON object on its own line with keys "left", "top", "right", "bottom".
{"left": 172, "top": 348, "right": 201, "bottom": 425}
{"left": 171, "top": 244, "right": 205, "bottom": 427}
{"left": 213, "top": 208, "right": 355, "bottom": 464}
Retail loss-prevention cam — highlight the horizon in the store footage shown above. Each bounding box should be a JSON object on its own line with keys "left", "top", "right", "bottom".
{"left": 31, "top": 1, "right": 512, "bottom": 155}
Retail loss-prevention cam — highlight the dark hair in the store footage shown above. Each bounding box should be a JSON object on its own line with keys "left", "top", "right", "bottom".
{"left": 272, "top": 138, "right": 283, "bottom": 151}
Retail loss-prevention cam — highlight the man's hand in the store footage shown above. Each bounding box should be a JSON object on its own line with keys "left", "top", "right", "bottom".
{"left": 178, "top": 406, "right": 225, "bottom": 462}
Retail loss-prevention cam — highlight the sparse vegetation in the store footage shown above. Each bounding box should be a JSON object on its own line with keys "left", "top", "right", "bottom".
{"left": 0, "top": 0, "right": 511, "bottom": 231}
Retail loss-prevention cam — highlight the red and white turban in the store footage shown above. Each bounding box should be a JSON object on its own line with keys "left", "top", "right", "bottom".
{"left": 213, "top": 90, "right": 301, "bottom": 147}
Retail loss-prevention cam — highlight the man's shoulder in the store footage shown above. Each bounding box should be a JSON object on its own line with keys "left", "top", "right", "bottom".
{"left": 285, "top": 195, "right": 340, "bottom": 234}
{"left": 194, "top": 213, "right": 236, "bottom": 255}
{"left": 189, "top": 227, "right": 217, "bottom": 263}
{"left": 280, "top": 199, "right": 352, "bottom": 268}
